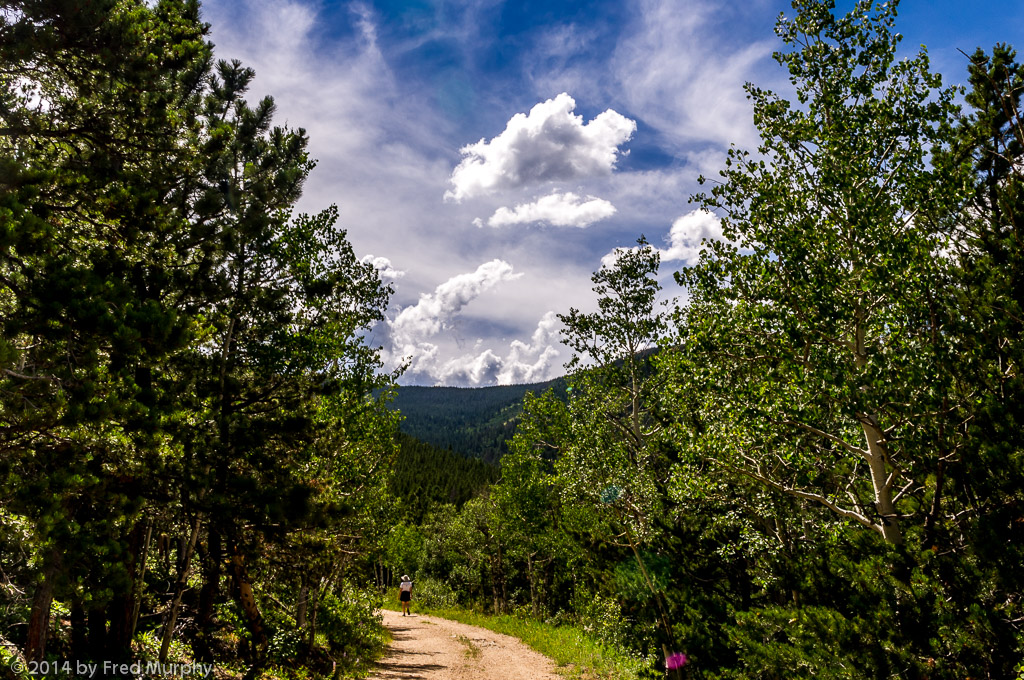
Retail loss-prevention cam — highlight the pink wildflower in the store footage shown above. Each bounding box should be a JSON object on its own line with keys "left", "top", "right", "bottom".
{"left": 666, "top": 652, "right": 688, "bottom": 670}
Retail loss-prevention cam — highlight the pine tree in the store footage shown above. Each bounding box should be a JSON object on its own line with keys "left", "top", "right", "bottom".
{"left": 1, "top": 3, "right": 399, "bottom": 671}
{"left": 0, "top": 0, "right": 212, "bottom": 661}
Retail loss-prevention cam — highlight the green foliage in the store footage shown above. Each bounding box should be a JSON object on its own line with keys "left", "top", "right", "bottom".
{"left": 395, "top": 577, "right": 459, "bottom": 609}
{"left": 418, "top": 502, "right": 489, "bottom": 603}
{"left": 724, "top": 606, "right": 863, "bottom": 680}
{"left": 133, "top": 629, "right": 190, "bottom": 664}
{"left": 465, "top": 3, "right": 1024, "bottom": 678}
{"left": 0, "top": 1, "right": 398, "bottom": 676}
{"left": 0, "top": 0, "right": 215, "bottom": 625}
{"left": 316, "top": 586, "right": 387, "bottom": 661}
{"left": 939, "top": 44, "right": 1024, "bottom": 664}
{"left": 267, "top": 630, "right": 305, "bottom": 664}
{"left": 3, "top": 1, "right": 1022, "bottom": 678}
{"left": 381, "top": 522, "right": 424, "bottom": 576}
{"left": 389, "top": 433, "right": 498, "bottom": 523}
{"left": 573, "top": 592, "right": 652, "bottom": 661}
{"left": 680, "top": 0, "right": 966, "bottom": 545}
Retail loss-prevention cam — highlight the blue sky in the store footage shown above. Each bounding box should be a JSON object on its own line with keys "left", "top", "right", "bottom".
{"left": 200, "top": 0, "right": 1022, "bottom": 386}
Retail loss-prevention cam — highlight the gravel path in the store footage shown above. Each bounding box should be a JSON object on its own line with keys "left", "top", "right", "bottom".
{"left": 368, "top": 609, "right": 563, "bottom": 680}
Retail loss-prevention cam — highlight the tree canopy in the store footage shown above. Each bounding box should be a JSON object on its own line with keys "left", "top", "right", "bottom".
{"left": 2, "top": 1, "right": 1023, "bottom": 679}
{"left": 415, "top": 2, "right": 1024, "bottom": 678}
{"left": 1, "top": 1, "right": 398, "bottom": 676}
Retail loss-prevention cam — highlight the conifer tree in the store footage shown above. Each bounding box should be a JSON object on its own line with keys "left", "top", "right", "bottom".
{"left": 0, "top": 0, "right": 211, "bottom": 661}
{"left": 1, "top": 2, "right": 398, "bottom": 671}
{"left": 936, "top": 44, "right": 1024, "bottom": 671}
{"left": 157, "top": 58, "right": 397, "bottom": 670}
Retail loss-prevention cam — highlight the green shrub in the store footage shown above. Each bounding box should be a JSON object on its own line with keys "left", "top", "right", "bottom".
{"left": 316, "top": 583, "right": 387, "bottom": 667}
{"left": 267, "top": 629, "right": 304, "bottom": 664}
{"left": 407, "top": 576, "right": 458, "bottom": 609}
{"left": 573, "top": 592, "right": 635, "bottom": 652}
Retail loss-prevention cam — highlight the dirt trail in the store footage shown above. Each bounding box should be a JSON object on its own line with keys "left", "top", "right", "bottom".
{"left": 368, "top": 609, "right": 563, "bottom": 680}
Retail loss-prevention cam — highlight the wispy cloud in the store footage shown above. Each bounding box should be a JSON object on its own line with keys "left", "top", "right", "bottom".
{"left": 202, "top": 0, "right": 456, "bottom": 253}
{"left": 390, "top": 259, "right": 523, "bottom": 347}
{"left": 199, "top": 0, "right": 780, "bottom": 386}
{"left": 445, "top": 93, "right": 636, "bottom": 202}
{"left": 611, "top": 0, "right": 775, "bottom": 150}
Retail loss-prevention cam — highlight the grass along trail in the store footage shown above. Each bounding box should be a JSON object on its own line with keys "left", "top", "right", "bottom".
{"left": 370, "top": 609, "right": 562, "bottom": 680}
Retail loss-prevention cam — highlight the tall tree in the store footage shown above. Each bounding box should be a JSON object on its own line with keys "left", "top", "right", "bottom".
{"left": 0, "top": 0, "right": 211, "bottom": 661}
{"left": 492, "top": 391, "right": 571, "bottom": 618}
{"left": 677, "top": 0, "right": 966, "bottom": 545}
{"left": 1, "top": 2, "right": 399, "bottom": 671}
{"left": 556, "top": 241, "right": 687, "bottom": 666}
{"left": 937, "top": 43, "right": 1024, "bottom": 671}
{"left": 160, "top": 59, "right": 397, "bottom": 670}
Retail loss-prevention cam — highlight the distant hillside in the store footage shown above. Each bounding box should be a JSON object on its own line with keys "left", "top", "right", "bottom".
{"left": 390, "top": 432, "right": 499, "bottom": 522}
{"left": 390, "top": 376, "right": 567, "bottom": 462}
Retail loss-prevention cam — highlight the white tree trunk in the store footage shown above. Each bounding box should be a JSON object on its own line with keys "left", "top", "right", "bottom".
{"left": 861, "top": 418, "right": 903, "bottom": 543}
{"left": 853, "top": 305, "right": 903, "bottom": 544}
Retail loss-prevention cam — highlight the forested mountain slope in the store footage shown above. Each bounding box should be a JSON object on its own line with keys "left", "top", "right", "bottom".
{"left": 389, "top": 433, "right": 499, "bottom": 522}
{"left": 390, "top": 378, "right": 567, "bottom": 461}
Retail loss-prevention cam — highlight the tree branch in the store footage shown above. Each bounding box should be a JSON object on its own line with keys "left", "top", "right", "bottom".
{"left": 779, "top": 419, "right": 868, "bottom": 457}
{"left": 723, "top": 459, "right": 882, "bottom": 536}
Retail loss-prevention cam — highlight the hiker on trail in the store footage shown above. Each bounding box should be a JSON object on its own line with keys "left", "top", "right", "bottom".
{"left": 399, "top": 575, "right": 413, "bottom": 616}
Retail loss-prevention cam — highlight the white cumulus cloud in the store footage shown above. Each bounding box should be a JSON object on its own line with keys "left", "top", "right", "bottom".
{"left": 390, "top": 259, "right": 523, "bottom": 349}
{"left": 601, "top": 209, "right": 726, "bottom": 269}
{"left": 496, "top": 310, "right": 561, "bottom": 384}
{"left": 487, "top": 191, "right": 616, "bottom": 228}
{"left": 445, "top": 93, "right": 636, "bottom": 202}
{"left": 438, "top": 349, "right": 505, "bottom": 386}
{"left": 430, "top": 311, "right": 563, "bottom": 386}
{"left": 661, "top": 209, "right": 726, "bottom": 263}
{"left": 361, "top": 254, "right": 406, "bottom": 279}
